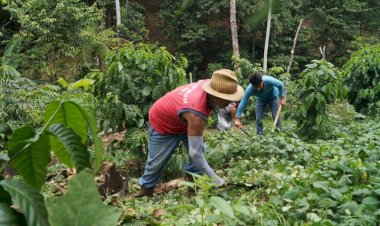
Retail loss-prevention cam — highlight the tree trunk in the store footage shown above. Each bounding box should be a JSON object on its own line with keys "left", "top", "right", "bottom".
{"left": 230, "top": 0, "right": 241, "bottom": 74}
{"left": 286, "top": 18, "right": 304, "bottom": 74}
{"left": 263, "top": 0, "right": 272, "bottom": 72}
{"left": 125, "top": 0, "right": 128, "bottom": 15}
{"left": 115, "top": 0, "right": 121, "bottom": 26}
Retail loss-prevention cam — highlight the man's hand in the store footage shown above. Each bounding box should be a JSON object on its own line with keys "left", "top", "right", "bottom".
{"left": 233, "top": 118, "right": 243, "bottom": 129}
{"left": 280, "top": 97, "right": 287, "bottom": 106}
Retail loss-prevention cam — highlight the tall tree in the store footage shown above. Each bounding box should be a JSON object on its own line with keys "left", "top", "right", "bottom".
{"left": 115, "top": 0, "right": 121, "bottom": 26}
{"left": 230, "top": 0, "right": 241, "bottom": 73}
{"left": 286, "top": 18, "right": 303, "bottom": 74}
{"left": 263, "top": 0, "right": 272, "bottom": 72}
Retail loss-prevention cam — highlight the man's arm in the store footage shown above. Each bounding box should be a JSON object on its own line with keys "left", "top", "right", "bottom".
{"left": 236, "top": 84, "right": 253, "bottom": 118}
{"left": 234, "top": 85, "right": 254, "bottom": 128}
{"left": 182, "top": 112, "right": 224, "bottom": 185}
{"left": 230, "top": 104, "right": 237, "bottom": 120}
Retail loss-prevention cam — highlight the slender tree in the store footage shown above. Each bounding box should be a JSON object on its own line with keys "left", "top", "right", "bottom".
{"left": 286, "top": 18, "right": 303, "bottom": 74}
{"left": 263, "top": 0, "right": 272, "bottom": 72}
{"left": 230, "top": 0, "right": 241, "bottom": 73}
{"left": 115, "top": 0, "right": 121, "bottom": 26}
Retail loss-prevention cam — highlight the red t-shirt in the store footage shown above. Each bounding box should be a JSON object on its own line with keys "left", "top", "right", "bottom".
{"left": 149, "top": 80, "right": 213, "bottom": 134}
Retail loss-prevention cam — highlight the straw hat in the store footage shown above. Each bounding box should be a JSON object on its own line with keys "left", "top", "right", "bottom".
{"left": 202, "top": 69, "right": 244, "bottom": 101}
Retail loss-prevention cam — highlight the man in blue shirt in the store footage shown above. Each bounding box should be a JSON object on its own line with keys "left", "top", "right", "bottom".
{"left": 234, "top": 72, "right": 286, "bottom": 134}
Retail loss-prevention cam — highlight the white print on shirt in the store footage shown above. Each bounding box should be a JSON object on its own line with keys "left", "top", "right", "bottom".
{"left": 181, "top": 81, "right": 201, "bottom": 104}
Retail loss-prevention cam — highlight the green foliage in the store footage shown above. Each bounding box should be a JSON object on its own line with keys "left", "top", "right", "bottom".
{"left": 4, "top": 0, "right": 103, "bottom": 79}
{"left": 206, "top": 120, "right": 380, "bottom": 225}
{"left": 77, "top": 27, "right": 116, "bottom": 74}
{"left": 0, "top": 65, "right": 59, "bottom": 151}
{"left": 206, "top": 62, "right": 227, "bottom": 77}
{"left": 168, "top": 174, "right": 251, "bottom": 225}
{"left": 0, "top": 180, "right": 48, "bottom": 226}
{"left": 232, "top": 56, "right": 255, "bottom": 82}
{"left": 328, "top": 100, "right": 365, "bottom": 125}
{"left": 342, "top": 44, "right": 380, "bottom": 115}
{"left": 117, "top": 2, "right": 149, "bottom": 42}
{"left": 0, "top": 82, "right": 114, "bottom": 225}
{"left": 287, "top": 59, "right": 347, "bottom": 138}
{"left": 8, "top": 126, "right": 51, "bottom": 190}
{"left": 301, "top": 0, "right": 366, "bottom": 65}
{"left": 47, "top": 123, "right": 90, "bottom": 173}
{"left": 159, "top": 0, "right": 230, "bottom": 76}
{"left": 47, "top": 169, "right": 121, "bottom": 226}
{"left": 5, "top": 79, "right": 103, "bottom": 189}
{"left": 95, "top": 43, "right": 188, "bottom": 131}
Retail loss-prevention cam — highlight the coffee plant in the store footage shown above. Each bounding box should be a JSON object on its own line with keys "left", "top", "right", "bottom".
{"left": 93, "top": 43, "right": 188, "bottom": 131}
{"left": 342, "top": 44, "right": 380, "bottom": 116}
{"left": 286, "top": 59, "right": 348, "bottom": 138}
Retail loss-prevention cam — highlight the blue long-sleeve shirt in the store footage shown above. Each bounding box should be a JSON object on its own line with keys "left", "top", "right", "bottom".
{"left": 236, "top": 76, "right": 285, "bottom": 118}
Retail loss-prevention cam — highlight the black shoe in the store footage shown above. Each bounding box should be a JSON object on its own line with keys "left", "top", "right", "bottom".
{"left": 185, "top": 174, "right": 196, "bottom": 196}
{"left": 136, "top": 187, "right": 154, "bottom": 198}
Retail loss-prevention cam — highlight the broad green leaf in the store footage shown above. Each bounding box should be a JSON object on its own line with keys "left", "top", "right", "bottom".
{"left": 47, "top": 124, "right": 90, "bottom": 172}
{"left": 0, "top": 203, "right": 27, "bottom": 226}
{"left": 57, "top": 78, "right": 68, "bottom": 88}
{"left": 47, "top": 170, "right": 121, "bottom": 226}
{"left": 67, "top": 79, "right": 94, "bottom": 91}
{"left": 362, "top": 196, "right": 379, "bottom": 206}
{"left": 49, "top": 136, "right": 74, "bottom": 168}
{"left": 233, "top": 204, "right": 250, "bottom": 215}
{"left": 210, "top": 196, "right": 235, "bottom": 218}
{"left": 45, "top": 101, "right": 87, "bottom": 143}
{"left": 67, "top": 102, "right": 104, "bottom": 173}
{"left": 330, "top": 189, "right": 343, "bottom": 202}
{"left": 352, "top": 188, "right": 371, "bottom": 197}
{"left": 0, "top": 180, "right": 49, "bottom": 226}
{"left": 7, "top": 126, "right": 51, "bottom": 189}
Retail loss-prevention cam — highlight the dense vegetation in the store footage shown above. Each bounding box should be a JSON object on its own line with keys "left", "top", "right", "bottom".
{"left": 0, "top": 0, "right": 379, "bottom": 225}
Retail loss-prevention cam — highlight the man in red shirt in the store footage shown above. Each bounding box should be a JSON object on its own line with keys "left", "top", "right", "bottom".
{"left": 138, "top": 69, "right": 243, "bottom": 197}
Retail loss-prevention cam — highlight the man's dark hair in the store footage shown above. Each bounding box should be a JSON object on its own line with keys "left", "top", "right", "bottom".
{"left": 249, "top": 72, "right": 263, "bottom": 86}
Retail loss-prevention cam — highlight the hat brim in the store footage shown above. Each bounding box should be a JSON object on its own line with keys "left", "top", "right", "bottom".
{"left": 202, "top": 81, "right": 244, "bottom": 102}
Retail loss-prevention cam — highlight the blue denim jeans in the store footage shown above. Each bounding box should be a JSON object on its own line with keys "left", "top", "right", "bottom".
{"left": 256, "top": 96, "right": 281, "bottom": 135}
{"left": 138, "top": 125, "right": 203, "bottom": 189}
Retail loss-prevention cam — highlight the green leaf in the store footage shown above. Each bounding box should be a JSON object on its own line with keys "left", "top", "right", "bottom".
{"left": 57, "top": 77, "right": 68, "bottom": 88}
{"left": 47, "top": 170, "right": 121, "bottom": 226}
{"left": 67, "top": 79, "right": 94, "bottom": 91}
{"left": 45, "top": 101, "right": 104, "bottom": 172}
{"left": 306, "top": 63, "right": 318, "bottom": 69}
{"left": 0, "top": 180, "right": 49, "bottom": 226}
{"left": 362, "top": 196, "right": 379, "bottom": 206}
{"left": 7, "top": 126, "right": 51, "bottom": 190}
{"left": 0, "top": 202, "right": 27, "bottom": 226}
{"left": 47, "top": 124, "right": 90, "bottom": 172}
{"left": 142, "top": 86, "right": 152, "bottom": 96}
{"left": 67, "top": 102, "right": 104, "bottom": 173}
{"left": 233, "top": 204, "right": 250, "bottom": 216}
{"left": 330, "top": 189, "right": 343, "bottom": 202}
{"left": 45, "top": 101, "right": 87, "bottom": 143}
{"left": 210, "top": 196, "right": 235, "bottom": 218}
